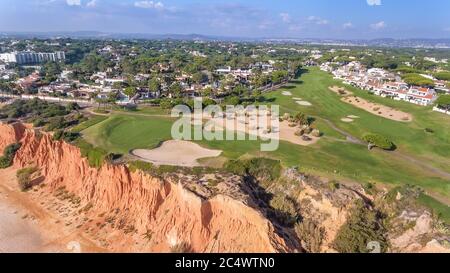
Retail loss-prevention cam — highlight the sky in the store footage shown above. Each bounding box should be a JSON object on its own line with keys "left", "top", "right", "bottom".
{"left": 0, "top": 0, "right": 449, "bottom": 39}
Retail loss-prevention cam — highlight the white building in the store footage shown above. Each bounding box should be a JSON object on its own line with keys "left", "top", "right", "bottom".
{"left": 0, "top": 51, "right": 65, "bottom": 64}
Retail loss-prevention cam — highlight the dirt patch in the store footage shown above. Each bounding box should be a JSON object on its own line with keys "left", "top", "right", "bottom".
{"left": 329, "top": 86, "right": 353, "bottom": 96}
{"left": 131, "top": 140, "right": 222, "bottom": 167}
{"left": 342, "top": 96, "right": 412, "bottom": 122}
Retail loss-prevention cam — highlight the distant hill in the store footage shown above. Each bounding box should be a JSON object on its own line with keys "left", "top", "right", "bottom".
{"left": 1, "top": 31, "right": 450, "bottom": 48}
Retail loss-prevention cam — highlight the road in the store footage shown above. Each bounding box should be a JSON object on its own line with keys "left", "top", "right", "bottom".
{"left": 0, "top": 92, "right": 96, "bottom": 107}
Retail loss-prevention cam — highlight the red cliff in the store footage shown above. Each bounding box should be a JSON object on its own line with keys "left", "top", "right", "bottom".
{"left": 0, "top": 122, "right": 295, "bottom": 253}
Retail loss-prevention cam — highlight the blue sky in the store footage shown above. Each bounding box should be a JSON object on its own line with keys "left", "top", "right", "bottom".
{"left": 1, "top": 0, "right": 449, "bottom": 39}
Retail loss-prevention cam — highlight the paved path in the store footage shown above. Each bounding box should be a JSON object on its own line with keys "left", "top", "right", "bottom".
{"left": 318, "top": 117, "right": 365, "bottom": 145}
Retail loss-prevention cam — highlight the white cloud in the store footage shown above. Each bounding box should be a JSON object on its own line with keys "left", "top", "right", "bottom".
{"left": 343, "top": 22, "right": 353, "bottom": 29}
{"left": 258, "top": 20, "right": 274, "bottom": 30}
{"left": 307, "top": 16, "right": 328, "bottom": 25}
{"left": 279, "top": 13, "right": 291, "bottom": 23}
{"left": 134, "top": 1, "right": 164, "bottom": 10}
{"left": 367, "top": 0, "right": 382, "bottom": 6}
{"left": 66, "top": 0, "right": 81, "bottom": 6}
{"left": 370, "top": 21, "right": 386, "bottom": 30}
{"left": 87, "top": 0, "right": 97, "bottom": 8}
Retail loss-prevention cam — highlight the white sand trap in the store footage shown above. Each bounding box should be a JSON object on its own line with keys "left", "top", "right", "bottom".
{"left": 342, "top": 96, "right": 412, "bottom": 122}
{"left": 132, "top": 140, "right": 222, "bottom": 167}
{"left": 204, "top": 112, "right": 320, "bottom": 147}
{"left": 296, "top": 101, "right": 312, "bottom": 106}
{"left": 341, "top": 118, "right": 354, "bottom": 123}
{"left": 282, "top": 91, "right": 292, "bottom": 96}
{"left": 278, "top": 121, "right": 320, "bottom": 146}
{"left": 347, "top": 115, "right": 360, "bottom": 119}
{"left": 293, "top": 97, "right": 302, "bottom": 100}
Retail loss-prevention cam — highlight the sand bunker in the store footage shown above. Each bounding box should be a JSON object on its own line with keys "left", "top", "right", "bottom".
{"left": 329, "top": 86, "right": 353, "bottom": 96}
{"left": 293, "top": 97, "right": 303, "bottom": 100}
{"left": 282, "top": 91, "right": 292, "bottom": 96}
{"left": 296, "top": 101, "right": 312, "bottom": 106}
{"left": 278, "top": 121, "right": 320, "bottom": 146}
{"left": 341, "top": 118, "right": 354, "bottom": 123}
{"left": 347, "top": 115, "right": 360, "bottom": 119}
{"left": 131, "top": 140, "right": 222, "bottom": 167}
{"left": 342, "top": 96, "right": 412, "bottom": 122}
{"left": 204, "top": 112, "right": 320, "bottom": 146}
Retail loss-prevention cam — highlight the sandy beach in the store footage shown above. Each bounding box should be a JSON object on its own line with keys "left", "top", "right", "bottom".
{"left": 0, "top": 167, "right": 104, "bottom": 253}
{"left": 0, "top": 193, "right": 45, "bottom": 252}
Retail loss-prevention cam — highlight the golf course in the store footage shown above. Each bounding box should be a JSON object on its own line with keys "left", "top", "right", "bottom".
{"left": 79, "top": 67, "right": 450, "bottom": 220}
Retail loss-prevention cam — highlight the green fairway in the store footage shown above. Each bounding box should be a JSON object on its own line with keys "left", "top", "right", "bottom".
{"left": 79, "top": 68, "right": 450, "bottom": 217}
{"left": 263, "top": 68, "right": 450, "bottom": 173}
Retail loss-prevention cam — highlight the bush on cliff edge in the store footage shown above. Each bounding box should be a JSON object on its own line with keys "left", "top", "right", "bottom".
{"left": 0, "top": 143, "right": 22, "bottom": 169}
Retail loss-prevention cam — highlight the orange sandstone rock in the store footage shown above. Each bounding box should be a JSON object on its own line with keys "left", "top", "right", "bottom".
{"left": 0, "top": 122, "right": 294, "bottom": 253}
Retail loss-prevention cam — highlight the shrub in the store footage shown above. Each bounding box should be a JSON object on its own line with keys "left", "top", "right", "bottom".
{"left": 225, "top": 158, "right": 282, "bottom": 183}
{"left": 128, "top": 161, "right": 155, "bottom": 173}
{"left": 362, "top": 133, "right": 395, "bottom": 150}
{"left": 402, "top": 73, "right": 435, "bottom": 87}
{"left": 73, "top": 138, "right": 106, "bottom": 168}
{"left": 311, "top": 129, "right": 321, "bottom": 137}
{"left": 53, "top": 130, "right": 79, "bottom": 142}
{"left": 0, "top": 99, "right": 68, "bottom": 120}
{"left": 66, "top": 102, "right": 80, "bottom": 111}
{"left": 269, "top": 194, "right": 298, "bottom": 226}
{"left": 328, "top": 181, "right": 340, "bottom": 191}
{"left": 333, "top": 200, "right": 388, "bottom": 253}
{"left": 170, "top": 242, "right": 192, "bottom": 253}
{"left": 0, "top": 157, "right": 11, "bottom": 169}
{"left": 295, "top": 220, "right": 324, "bottom": 253}
{"left": 434, "top": 71, "right": 450, "bottom": 81}
{"left": 45, "top": 116, "right": 67, "bottom": 131}
{"left": 61, "top": 132, "right": 79, "bottom": 142}
{"left": 294, "top": 129, "right": 305, "bottom": 136}
{"left": 17, "top": 167, "right": 38, "bottom": 192}
{"left": 0, "top": 143, "right": 22, "bottom": 169}
{"left": 294, "top": 112, "right": 309, "bottom": 126}
{"left": 104, "top": 153, "right": 122, "bottom": 163}
{"left": 436, "top": 94, "right": 450, "bottom": 109}
{"left": 53, "top": 130, "right": 64, "bottom": 141}
{"left": 33, "top": 118, "right": 46, "bottom": 127}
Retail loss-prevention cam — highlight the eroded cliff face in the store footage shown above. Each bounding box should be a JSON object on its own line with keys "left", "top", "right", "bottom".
{"left": 0, "top": 123, "right": 295, "bottom": 253}
{"left": 0, "top": 122, "right": 26, "bottom": 152}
